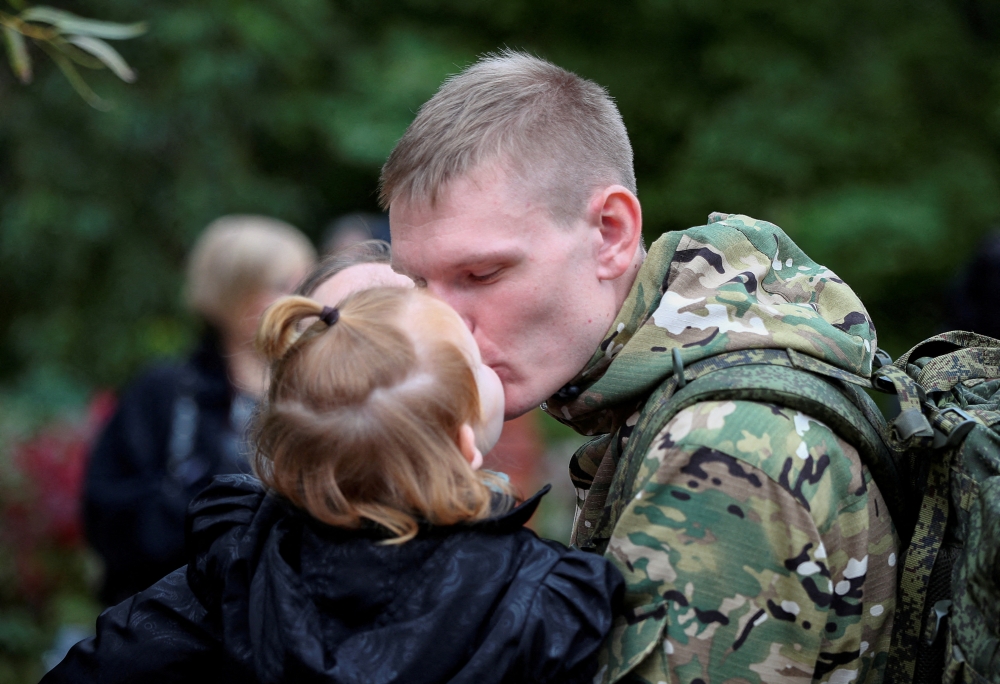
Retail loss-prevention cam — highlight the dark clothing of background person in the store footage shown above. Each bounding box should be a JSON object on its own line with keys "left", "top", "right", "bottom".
{"left": 946, "top": 231, "right": 1000, "bottom": 338}
{"left": 83, "top": 331, "right": 253, "bottom": 605}
{"left": 47, "top": 475, "right": 624, "bottom": 684}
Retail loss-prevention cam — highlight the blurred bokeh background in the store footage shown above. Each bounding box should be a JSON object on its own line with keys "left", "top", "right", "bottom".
{"left": 3, "top": 0, "right": 1000, "bottom": 680}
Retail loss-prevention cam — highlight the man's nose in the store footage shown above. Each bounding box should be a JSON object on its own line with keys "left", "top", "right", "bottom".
{"left": 426, "top": 283, "right": 476, "bottom": 333}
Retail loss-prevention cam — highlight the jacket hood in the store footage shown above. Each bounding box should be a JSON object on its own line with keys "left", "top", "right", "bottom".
{"left": 184, "top": 475, "right": 560, "bottom": 684}
{"left": 545, "top": 213, "right": 877, "bottom": 438}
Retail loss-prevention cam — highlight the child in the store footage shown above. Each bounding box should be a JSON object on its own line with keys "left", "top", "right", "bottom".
{"left": 44, "top": 287, "right": 623, "bottom": 684}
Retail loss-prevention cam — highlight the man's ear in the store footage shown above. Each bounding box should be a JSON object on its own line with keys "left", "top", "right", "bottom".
{"left": 457, "top": 423, "right": 484, "bottom": 470}
{"left": 588, "top": 184, "right": 643, "bottom": 281}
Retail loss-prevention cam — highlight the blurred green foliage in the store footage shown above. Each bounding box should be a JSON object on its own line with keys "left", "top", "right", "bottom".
{"left": 3, "top": 0, "right": 1000, "bottom": 409}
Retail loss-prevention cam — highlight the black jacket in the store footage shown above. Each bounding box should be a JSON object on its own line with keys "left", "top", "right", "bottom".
{"left": 48, "top": 475, "right": 624, "bottom": 684}
{"left": 84, "top": 331, "right": 253, "bottom": 604}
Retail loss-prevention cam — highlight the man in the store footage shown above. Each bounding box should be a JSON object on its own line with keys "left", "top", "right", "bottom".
{"left": 384, "top": 52, "right": 897, "bottom": 683}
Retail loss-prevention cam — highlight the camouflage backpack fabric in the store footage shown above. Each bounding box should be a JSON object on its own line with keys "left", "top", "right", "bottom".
{"left": 871, "top": 331, "right": 1000, "bottom": 684}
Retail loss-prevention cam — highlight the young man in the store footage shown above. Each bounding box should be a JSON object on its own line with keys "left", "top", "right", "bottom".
{"left": 384, "top": 52, "right": 897, "bottom": 684}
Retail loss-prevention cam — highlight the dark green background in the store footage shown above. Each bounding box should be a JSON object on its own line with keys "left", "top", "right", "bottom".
{"left": 4, "top": 0, "right": 1000, "bottom": 414}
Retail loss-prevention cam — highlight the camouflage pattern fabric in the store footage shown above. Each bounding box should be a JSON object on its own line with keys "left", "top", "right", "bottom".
{"left": 879, "top": 332, "right": 1000, "bottom": 684}
{"left": 544, "top": 214, "right": 898, "bottom": 683}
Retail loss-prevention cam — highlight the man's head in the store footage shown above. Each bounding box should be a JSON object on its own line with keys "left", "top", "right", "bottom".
{"left": 383, "top": 52, "right": 644, "bottom": 419}
{"left": 379, "top": 50, "right": 635, "bottom": 222}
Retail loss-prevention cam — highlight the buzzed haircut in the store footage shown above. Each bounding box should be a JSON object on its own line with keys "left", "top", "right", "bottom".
{"left": 379, "top": 50, "right": 635, "bottom": 222}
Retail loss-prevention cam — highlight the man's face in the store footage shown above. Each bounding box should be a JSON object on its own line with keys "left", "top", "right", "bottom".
{"left": 390, "top": 165, "right": 620, "bottom": 419}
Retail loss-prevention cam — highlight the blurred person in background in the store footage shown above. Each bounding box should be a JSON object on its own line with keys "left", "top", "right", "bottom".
{"left": 946, "top": 231, "right": 1000, "bottom": 338}
{"left": 320, "top": 212, "right": 392, "bottom": 255}
{"left": 83, "top": 215, "right": 315, "bottom": 605}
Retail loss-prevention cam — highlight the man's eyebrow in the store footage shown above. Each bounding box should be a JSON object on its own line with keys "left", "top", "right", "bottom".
{"left": 447, "top": 250, "right": 522, "bottom": 270}
{"left": 392, "top": 249, "right": 522, "bottom": 278}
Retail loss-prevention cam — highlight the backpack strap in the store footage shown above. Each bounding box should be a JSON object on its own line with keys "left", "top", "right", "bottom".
{"left": 886, "top": 455, "right": 951, "bottom": 684}
{"left": 575, "top": 348, "right": 903, "bottom": 554}
{"left": 894, "top": 330, "right": 1000, "bottom": 369}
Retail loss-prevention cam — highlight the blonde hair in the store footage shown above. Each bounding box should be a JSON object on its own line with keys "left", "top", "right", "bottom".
{"left": 186, "top": 215, "right": 316, "bottom": 325}
{"left": 254, "top": 287, "right": 507, "bottom": 543}
{"left": 379, "top": 50, "right": 635, "bottom": 222}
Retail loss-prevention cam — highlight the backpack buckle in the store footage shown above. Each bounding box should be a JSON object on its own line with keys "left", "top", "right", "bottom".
{"left": 924, "top": 599, "right": 952, "bottom": 645}
{"left": 894, "top": 408, "right": 934, "bottom": 441}
{"left": 872, "top": 348, "right": 893, "bottom": 371}
{"left": 931, "top": 406, "right": 979, "bottom": 448}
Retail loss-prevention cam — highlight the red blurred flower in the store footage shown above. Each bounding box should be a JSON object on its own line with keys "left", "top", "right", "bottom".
{"left": 1, "top": 391, "right": 116, "bottom": 601}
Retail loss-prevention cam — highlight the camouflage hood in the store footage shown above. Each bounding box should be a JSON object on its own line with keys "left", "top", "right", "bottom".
{"left": 545, "top": 213, "right": 877, "bottom": 439}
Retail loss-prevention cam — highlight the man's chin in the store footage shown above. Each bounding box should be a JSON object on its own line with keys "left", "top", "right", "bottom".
{"left": 502, "top": 389, "right": 550, "bottom": 421}
{"left": 501, "top": 377, "right": 576, "bottom": 421}
{"left": 503, "top": 398, "right": 539, "bottom": 421}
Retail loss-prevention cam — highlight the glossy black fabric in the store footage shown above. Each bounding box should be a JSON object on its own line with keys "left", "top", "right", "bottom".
{"left": 83, "top": 330, "right": 250, "bottom": 604}
{"left": 49, "top": 475, "right": 624, "bottom": 684}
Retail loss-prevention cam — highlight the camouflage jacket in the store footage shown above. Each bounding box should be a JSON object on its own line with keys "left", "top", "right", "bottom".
{"left": 544, "top": 214, "right": 898, "bottom": 684}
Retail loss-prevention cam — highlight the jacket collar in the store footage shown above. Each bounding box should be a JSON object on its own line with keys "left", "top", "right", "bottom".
{"left": 477, "top": 484, "right": 550, "bottom": 530}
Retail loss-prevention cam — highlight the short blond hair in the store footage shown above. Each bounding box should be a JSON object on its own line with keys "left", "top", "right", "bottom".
{"left": 185, "top": 215, "right": 316, "bottom": 325}
{"left": 379, "top": 50, "right": 635, "bottom": 221}
{"left": 254, "top": 287, "right": 507, "bottom": 543}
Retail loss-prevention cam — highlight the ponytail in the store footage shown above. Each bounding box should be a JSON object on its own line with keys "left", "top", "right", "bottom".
{"left": 256, "top": 295, "right": 328, "bottom": 361}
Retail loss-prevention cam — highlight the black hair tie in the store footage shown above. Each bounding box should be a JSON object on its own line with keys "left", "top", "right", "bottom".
{"left": 319, "top": 306, "right": 340, "bottom": 326}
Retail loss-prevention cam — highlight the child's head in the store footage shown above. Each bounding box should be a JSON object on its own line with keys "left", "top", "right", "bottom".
{"left": 253, "top": 287, "right": 508, "bottom": 542}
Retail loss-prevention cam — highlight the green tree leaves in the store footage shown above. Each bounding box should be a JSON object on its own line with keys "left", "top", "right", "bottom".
{"left": 0, "top": 3, "right": 145, "bottom": 107}
{"left": 2, "top": 25, "right": 29, "bottom": 82}
{"left": 17, "top": 6, "right": 145, "bottom": 40}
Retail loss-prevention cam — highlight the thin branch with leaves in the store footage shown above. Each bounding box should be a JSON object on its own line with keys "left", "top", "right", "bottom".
{"left": 1, "top": 2, "right": 146, "bottom": 109}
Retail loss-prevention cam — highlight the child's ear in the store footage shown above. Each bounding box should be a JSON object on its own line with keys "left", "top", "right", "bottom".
{"left": 458, "top": 423, "right": 484, "bottom": 470}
